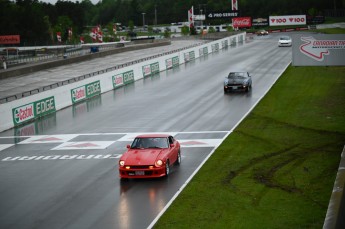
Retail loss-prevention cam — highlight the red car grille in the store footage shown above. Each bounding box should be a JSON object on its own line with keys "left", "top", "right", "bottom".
{"left": 128, "top": 171, "right": 153, "bottom": 175}
{"left": 129, "top": 165, "right": 151, "bottom": 169}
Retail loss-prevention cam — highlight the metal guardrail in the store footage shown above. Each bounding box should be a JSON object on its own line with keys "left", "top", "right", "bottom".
{"left": 2, "top": 43, "right": 126, "bottom": 67}
{"left": 0, "top": 42, "right": 204, "bottom": 104}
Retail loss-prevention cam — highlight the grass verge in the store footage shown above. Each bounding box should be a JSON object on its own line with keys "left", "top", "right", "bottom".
{"left": 154, "top": 66, "right": 345, "bottom": 229}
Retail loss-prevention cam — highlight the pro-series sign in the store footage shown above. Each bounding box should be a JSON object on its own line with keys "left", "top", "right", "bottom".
{"left": 12, "top": 96, "right": 56, "bottom": 125}
{"left": 71, "top": 80, "right": 101, "bottom": 104}
{"left": 112, "top": 70, "right": 134, "bottom": 88}
{"left": 207, "top": 11, "right": 239, "bottom": 19}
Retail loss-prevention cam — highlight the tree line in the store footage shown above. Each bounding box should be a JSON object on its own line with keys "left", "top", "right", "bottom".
{"left": 0, "top": 0, "right": 342, "bottom": 46}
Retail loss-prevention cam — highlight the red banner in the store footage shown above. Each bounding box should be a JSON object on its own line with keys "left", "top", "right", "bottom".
{"left": 56, "top": 32, "right": 61, "bottom": 42}
{"left": 232, "top": 17, "right": 252, "bottom": 28}
{"left": 188, "top": 6, "right": 194, "bottom": 28}
{"left": 0, "top": 35, "right": 20, "bottom": 44}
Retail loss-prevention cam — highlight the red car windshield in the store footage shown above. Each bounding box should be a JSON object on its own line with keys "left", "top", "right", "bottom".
{"left": 131, "top": 137, "right": 169, "bottom": 149}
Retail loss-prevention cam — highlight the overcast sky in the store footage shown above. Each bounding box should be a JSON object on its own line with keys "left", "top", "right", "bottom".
{"left": 39, "top": 0, "right": 100, "bottom": 5}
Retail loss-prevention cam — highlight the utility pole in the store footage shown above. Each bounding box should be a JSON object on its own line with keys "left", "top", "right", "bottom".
{"left": 142, "top": 13, "right": 146, "bottom": 27}
{"left": 155, "top": 4, "right": 157, "bottom": 26}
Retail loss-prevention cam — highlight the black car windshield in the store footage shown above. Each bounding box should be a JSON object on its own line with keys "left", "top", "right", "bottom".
{"left": 280, "top": 36, "right": 290, "bottom": 40}
{"left": 228, "top": 72, "right": 246, "bottom": 79}
{"left": 131, "top": 137, "right": 169, "bottom": 149}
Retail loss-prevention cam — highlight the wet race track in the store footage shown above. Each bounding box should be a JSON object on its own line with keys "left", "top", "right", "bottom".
{"left": 0, "top": 34, "right": 293, "bottom": 229}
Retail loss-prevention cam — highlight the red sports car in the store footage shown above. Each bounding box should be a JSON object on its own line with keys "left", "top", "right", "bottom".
{"left": 119, "top": 134, "right": 181, "bottom": 179}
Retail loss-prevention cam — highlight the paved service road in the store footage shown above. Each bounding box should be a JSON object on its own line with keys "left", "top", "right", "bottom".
{"left": 0, "top": 34, "right": 292, "bottom": 229}
{"left": 0, "top": 40, "right": 206, "bottom": 100}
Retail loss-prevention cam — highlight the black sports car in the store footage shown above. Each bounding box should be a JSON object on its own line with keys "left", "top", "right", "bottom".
{"left": 224, "top": 71, "right": 252, "bottom": 93}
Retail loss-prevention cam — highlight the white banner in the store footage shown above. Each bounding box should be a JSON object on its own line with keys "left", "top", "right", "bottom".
{"left": 292, "top": 34, "right": 345, "bottom": 66}
{"left": 232, "top": 0, "right": 238, "bottom": 11}
{"left": 188, "top": 6, "right": 194, "bottom": 28}
{"left": 269, "top": 15, "right": 306, "bottom": 26}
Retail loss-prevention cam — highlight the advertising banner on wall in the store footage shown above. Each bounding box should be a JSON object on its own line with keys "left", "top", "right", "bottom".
{"left": 252, "top": 18, "right": 269, "bottom": 27}
{"left": 232, "top": 17, "right": 252, "bottom": 28}
{"left": 165, "top": 56, "right": 179, "bottom": 69}
{"left": 71, "top": 81, "right": 101, "bottom": 104}
{"left": 292, "top": 34, "right": 345, "bottom": 66}
{"left": 184, "top": 51, "right": 195, "bottom": 62}
{"left": 112, "top": 70, "right": 134, "bottom": 88}
{"left": 0, "top": 35, "right": 20, "bottom": 44}
{"left": 199, "top": 47, "right": 208, "bottom": 57}
{"left": 269, "top": 15, "right": 306, "bottom": 26}
{"left": 211, "top": 43, "right": 220, "bottom": 52}
{"left": 142, "top": 62, "right": 160, "bottom": 77}
{"left": 12, "top": 96, "right": 56, "bottom": 126}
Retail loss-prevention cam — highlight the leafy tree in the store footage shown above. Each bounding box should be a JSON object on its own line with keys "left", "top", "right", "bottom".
{"left": 190, "top": 25, "right": 197, "bottom": 35}
{"left": 128, "top": 20, "right": 134, "bottom": 31}
{"left": 163, "top": 29, "right": 171, "bottom": 38}
{"left": 181, "top": 25, "right": 189, "bottom": 36}
{"left": 0, "top": 0, "right": 343, "bottom": 46}
{"left": 208, "top": 26, "right": 216, "bottom": 33}
{"left": 54, "top": 16, "right": 73, "bottom": 43}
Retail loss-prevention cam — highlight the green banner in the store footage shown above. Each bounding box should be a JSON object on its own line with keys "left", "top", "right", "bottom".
{"left": 142, "top": 62, "right": 160, "bottom": 77}
{"left": 12, "top": 96, "right": 56, "bottom": 125}
{"left": 184, "top": 51, "right": 195, "bottom": 62}
{"left": 71, "top": 80, "right": 101, "bottom": 104}
{"left": 166, "top": 56, "right": 179, "bottom": 69}
{"left": 112, "top": 70, "right": 134, "bottom": 88}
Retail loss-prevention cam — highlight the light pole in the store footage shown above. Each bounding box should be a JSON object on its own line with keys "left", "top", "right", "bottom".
{"left": 200, "top": 9, "right": 203, "bottom": 27}
{"left": 142, "top": 13, "right": 146, "bottom": 27}
{"left": 155, "top": 4, "right": 157, "bottom": 26}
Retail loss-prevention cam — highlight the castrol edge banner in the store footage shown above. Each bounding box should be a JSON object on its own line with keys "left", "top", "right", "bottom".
{"left": 232, "top": 17, "right": 252, "bottom": 28}
{"left": 269, "top": 15, "right": 306, "bottom": 26}
{"left": 12, "top": 97, "right": 56, "bottom": 125}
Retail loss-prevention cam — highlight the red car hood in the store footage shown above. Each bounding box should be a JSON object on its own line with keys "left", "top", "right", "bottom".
{"left": 122, "top": 149, "right": 165, "bottom": 165}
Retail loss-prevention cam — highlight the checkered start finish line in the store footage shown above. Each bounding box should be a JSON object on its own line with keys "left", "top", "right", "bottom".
{"left": 0, "top": 131, "right": 229, "bottom": 162}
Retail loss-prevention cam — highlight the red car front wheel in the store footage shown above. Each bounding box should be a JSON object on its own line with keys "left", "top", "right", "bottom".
{"left": 165, "top": 160, "right": 170, "bottom": 176}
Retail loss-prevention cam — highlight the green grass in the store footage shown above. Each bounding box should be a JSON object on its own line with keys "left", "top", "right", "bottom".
{"left": 313, "top": 28, "right": 345, "bottom": 34}
{"left": 325, "top": 17, "right": 345, "bottom": 23}
{"left": 154, "top": 66, "right": 345, "bottom": 229}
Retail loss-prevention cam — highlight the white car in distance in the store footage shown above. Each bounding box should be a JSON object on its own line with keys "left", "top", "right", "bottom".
{"left": 278, "top": 36, "right": 292, "bottom": 47}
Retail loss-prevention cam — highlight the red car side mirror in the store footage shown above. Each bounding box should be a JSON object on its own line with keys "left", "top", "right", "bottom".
{"left": 170, "top": 143, "right": 174, "bottom": 148}
{"left": 126, "top": 144, "right": 131, "bottom": 149}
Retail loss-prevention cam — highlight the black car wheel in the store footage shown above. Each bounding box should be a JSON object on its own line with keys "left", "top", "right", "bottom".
{"left": 245, "top": 84, "right": 252, "bottom": 92}
{"left": 165, "top": 160, "right": 170, "bottom": 176}
{"left": 175, "top": 150, "right": 181, "bottom": 165}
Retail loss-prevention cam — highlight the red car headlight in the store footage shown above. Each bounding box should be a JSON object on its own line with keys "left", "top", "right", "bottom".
{"left": 155, "top": 160, "right": 163, "bottom": 167}
{"left": 119, "top": 160, "right": 125, "bottom": 167}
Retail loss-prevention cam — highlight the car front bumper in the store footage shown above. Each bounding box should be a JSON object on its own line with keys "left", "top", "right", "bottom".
{"left": 224, "top": 85, "right": 248, "bottom": 91}
{"left": 119, "top": 167, "right": 166, "bottom": 178}
{"left": 278, "top": 42, "right": 292, "bottom": 47}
